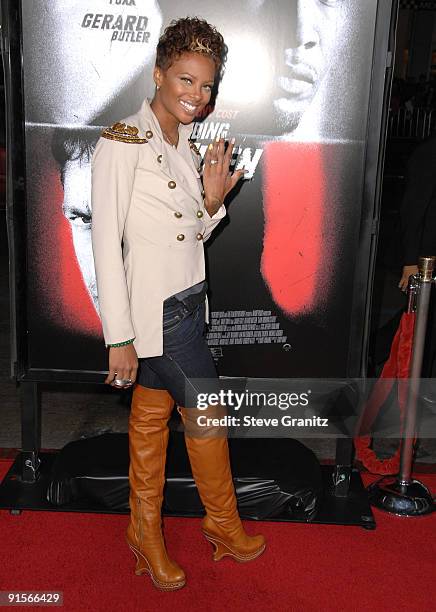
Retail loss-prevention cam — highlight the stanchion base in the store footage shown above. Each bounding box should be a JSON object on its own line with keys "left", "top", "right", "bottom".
{"left": 368, "top": 477, "right": 435, "bottom": 517}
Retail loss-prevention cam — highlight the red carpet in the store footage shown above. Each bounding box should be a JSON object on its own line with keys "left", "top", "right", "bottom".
{"left": 0, "top": 459, "right": 434, "bottom": 612}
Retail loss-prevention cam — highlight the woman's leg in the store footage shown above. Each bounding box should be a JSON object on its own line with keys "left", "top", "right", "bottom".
{"left": 126, "top": 384, "right": 186, "bottom": 591}
{"left": 179, "top": 405, "right": 265, "bottom": 562}
{"left": 145, "top": 301, "right": 265, "bottom": 562}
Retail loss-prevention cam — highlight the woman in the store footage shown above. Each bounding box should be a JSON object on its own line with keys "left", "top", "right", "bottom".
{"left": 91, "top": 17, "right": 265, "bottom": 591}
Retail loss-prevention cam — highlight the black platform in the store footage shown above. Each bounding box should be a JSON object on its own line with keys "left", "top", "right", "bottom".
{"left": 0, "top": 451, "right": 376, "bottom": 529}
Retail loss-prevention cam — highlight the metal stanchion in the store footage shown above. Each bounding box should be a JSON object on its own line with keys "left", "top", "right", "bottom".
{"left": 368, "top": 256, "right": 435, "bottom": 516}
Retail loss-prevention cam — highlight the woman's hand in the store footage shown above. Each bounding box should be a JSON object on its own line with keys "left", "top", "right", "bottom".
{"left": 202, "top": 137, "right": 245, "bottom": 216}
{"left": 399, "top": 265, "right": 418, "bottom": 292}
{"left": 106, "top": 343, "right": 138, "bottom": 388}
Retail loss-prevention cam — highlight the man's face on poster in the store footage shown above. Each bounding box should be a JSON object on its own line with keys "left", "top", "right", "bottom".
{"left": 255, "top": 0, "right": 342, "bottom": 134}
{"left": 62, "top": 156, "right": 98, "bottom": 312}
{"left": 52, "top": 130, "right": 100, "bottom": 314}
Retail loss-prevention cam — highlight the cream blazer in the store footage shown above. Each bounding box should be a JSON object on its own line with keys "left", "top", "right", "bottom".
{"left": 91, "top": 99, "right": 226, "bottom": 358}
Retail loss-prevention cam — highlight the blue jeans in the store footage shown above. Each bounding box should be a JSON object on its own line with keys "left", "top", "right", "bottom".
{"left": 136, "top": 299, "right": 218, "bottom": 407}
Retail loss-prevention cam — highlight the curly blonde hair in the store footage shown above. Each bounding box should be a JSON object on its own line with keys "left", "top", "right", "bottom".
{"left": 156, "top": 17, "right": 227, "bottom": 74}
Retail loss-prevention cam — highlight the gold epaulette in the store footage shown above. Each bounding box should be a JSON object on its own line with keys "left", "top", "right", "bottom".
{"left": 189, "top": 140, "right": 201, "bottom": 155}
{"left": 101, "top": 122, "right": 148, "bottom": 144}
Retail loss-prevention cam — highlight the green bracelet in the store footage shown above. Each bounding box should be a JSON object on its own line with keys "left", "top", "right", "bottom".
{"left": 107, "top": 338, "right": 135, "bottom": 348}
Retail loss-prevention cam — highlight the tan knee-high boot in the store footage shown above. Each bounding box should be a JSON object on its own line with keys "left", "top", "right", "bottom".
{"left": 179, "top": 406, "right": 265, "bottom": 562}
{"left": 126, "top": 384, "right": 186, "bottom": 591}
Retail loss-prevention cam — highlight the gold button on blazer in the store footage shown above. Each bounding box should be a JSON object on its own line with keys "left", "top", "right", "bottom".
{"left": 91, "top": 99, "right": 226, "bottom": 357}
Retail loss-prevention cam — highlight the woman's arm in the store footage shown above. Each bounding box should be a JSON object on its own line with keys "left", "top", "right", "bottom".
{"left": 91, "top": 134, "right": 140, "bottom": 384}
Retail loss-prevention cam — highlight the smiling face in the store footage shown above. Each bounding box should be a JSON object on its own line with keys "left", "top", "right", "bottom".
{"left": 152, "top": 52, "right": 216, "bottom": 128}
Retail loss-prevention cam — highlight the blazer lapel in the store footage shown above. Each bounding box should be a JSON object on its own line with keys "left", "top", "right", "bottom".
{"left": 137, "top": 100, "right": 203, "bottom": 208}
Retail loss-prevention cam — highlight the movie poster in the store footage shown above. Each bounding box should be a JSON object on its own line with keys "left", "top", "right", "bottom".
{"left": 18, "top": 0, "right": 381, "bottom": 378}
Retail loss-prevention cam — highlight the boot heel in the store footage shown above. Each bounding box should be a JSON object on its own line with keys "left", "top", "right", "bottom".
{"left": 127, "top": 541, "right": 149, "bottom": 576}
{"left": 203, "top": 530, "right": 266, "bottom": 563}
{"left": 203, "top": 532, "right": 228, "bottom": 561}
{"left": 127, "top": 540, "right": 185, "bottom": 590}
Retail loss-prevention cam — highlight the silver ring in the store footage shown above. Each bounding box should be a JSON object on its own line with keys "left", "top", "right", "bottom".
{"left": 209, "top": 159, "right": 218, "bottom": 165}
{"left": 113, "top": 378, "right": 133, "bottom": 387}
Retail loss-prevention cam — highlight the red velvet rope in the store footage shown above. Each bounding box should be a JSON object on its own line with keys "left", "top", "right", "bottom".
{"left": 354, "top": 312, "right": 415, "bottom": 475}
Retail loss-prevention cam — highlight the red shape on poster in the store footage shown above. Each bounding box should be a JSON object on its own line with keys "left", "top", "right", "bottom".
{"left": 262, "top": 142, "right": 325, "bottom": 315}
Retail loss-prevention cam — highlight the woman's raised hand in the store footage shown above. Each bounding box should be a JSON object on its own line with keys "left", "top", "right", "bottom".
{"left": 202, "top": 137, "right": 245, "bottom": 216}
